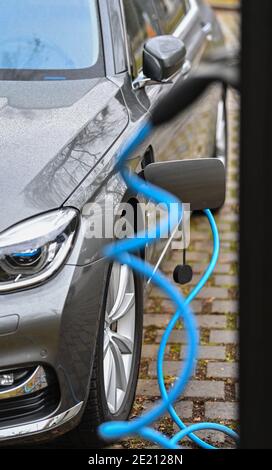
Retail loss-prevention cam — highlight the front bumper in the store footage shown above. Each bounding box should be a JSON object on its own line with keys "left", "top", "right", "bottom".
{"left": 0, "top": 366, "right": 83, "bottom": 441}
{"left": 0, "top": 257, "right": 109, "bottom": 444}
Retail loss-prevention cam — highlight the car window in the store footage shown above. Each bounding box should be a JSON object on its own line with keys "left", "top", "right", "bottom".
{"left": 153, "top": 0, "right": 188, "bottom": 34}
{"left": 0, "top": 0, "right": 104, "bottom": 81}
{"left": 123, "top": 0, "right": 160, "bottom": 78}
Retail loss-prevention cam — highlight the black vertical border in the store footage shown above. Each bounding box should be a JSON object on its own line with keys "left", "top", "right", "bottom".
{"left": 240, "top": 0, "right": 272, "bottom": 448}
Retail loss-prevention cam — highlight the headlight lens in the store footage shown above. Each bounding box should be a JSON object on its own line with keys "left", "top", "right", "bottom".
{"left": 0, "top": 208, "right": 78, "bottom": 293}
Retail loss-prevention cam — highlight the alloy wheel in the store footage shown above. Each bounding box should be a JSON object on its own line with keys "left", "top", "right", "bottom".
{"left": 103, "top": 263, "right": 136, "bottom": 414}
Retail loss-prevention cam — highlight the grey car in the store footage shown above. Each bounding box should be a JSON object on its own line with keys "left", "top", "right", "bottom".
{"left": 0, "top": 0, "right": 226, "bottom": 447}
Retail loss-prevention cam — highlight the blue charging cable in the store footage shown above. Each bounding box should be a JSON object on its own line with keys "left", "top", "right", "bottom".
{"left": 99, "top": 120, "right": 239, "bottom": 449}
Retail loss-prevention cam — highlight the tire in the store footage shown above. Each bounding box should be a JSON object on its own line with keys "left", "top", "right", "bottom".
{"left": 48, "top": 261, "right": 143, "bottom": 449}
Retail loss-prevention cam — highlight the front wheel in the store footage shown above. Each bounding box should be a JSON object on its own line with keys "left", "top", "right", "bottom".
{"left": 102, "top": 262, "right": 142, "bottom": 416}
{"left": 57, "top": 261, "right": 144, "bottom": 448}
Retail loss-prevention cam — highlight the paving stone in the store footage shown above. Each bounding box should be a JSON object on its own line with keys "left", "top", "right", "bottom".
{"left": 220, "top": 232, "right": 239, "bottom": 242}
{"left": 210, "top": 330, "right": 238, "bottom": 344}
{"left": 149, "top": 287, "right": 169, "bottom": 299}
{"left": 160, "top": 299, "right": 179, "bottom": 313}
{"left": 147, "top": 298, "right": 203, "bottom": 315}
{"left": 185, "top": 252, "right": 209, "bottom": 262}
{"left": 189, "top": 300, "right": 202, "bottom": 313}
{"left": 212, "top": 300, "right": 238, "bottom": 314}
{"left": 218, "top": 252, "right": 238, "bottom": 263}
{"left": 183, "top": 381, "right": 225, "bottom": 399}
{"left": 205, "top": 402, "right": 238, "bottom": 420}
{"left": 223, "top": 206, "right": 239, "bottom": 217}
{"left": 180, "top": 346, "right": 226, "bottom": 360}
{"left": 193, "top": 242, "right": 213, "bottom": 251}
{"left": 149, "top": 361, "right": 189, "bottom": 377}
{"left": 137, "top": 379, "right": 160, "bottom": 397}
{"left": 195, "top": 315, "right": 227, "bottom": 329}
{"left": 190, "top": 231, "right": 211, "bottom": 241}
{"left": 144, "top": 314, "right": 173, "bottom": 328}
{"left": 145, "top": 298, "right": 159, "bottom": 313}
{"left": 142, "top": 344, "right": 160, "bottom": 359}
{"left": 156, "top": 329, "right": 188, "bottom": 344}
{"left": 137, "top": 379, "right": 225, "bottom": 400}
{"left": 214, "top": 275, "right": 238, "bottom": 286}
{"left": 207, "top": 362, "right": 238, "bottom": 379}
{"left": 202, "top": 302, "right": 215, "bottom": 318}
{"left": 155, "top": 317, "right": 228, "bottom": 341}
{"left": 215, "top": 222, "right": 232, "bottom": 231}
{"left": 198, "top": 287, "right": 229, "bottom": 299}
{"left": 188, "top": 274, "right": 204, "bottom": 286}
{"left": 193, "top": 263, "right": 231, "bottom": 274}
{"left": 172, "top": 401, "right": 193, "bottom": 420}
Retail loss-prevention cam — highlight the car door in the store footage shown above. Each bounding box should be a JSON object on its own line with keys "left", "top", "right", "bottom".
{"left": 150, "top": 0, "right": 223, "bottom": 166}
{"left": 125, "top": 1, "right": 210, "bottom": 268}
{"left": 117, "top": 0, "right": 220, "bottom": 269}
{"left": 134, "top": 1, "right": 223, "bottom": 270}
{"left": 119, "top": 0, "right": 200, "bottom": 268}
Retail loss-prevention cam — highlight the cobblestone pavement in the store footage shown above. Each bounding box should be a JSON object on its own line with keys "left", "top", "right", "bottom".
{"left": 113, "top": 10, "right": 240, "bottom": 450}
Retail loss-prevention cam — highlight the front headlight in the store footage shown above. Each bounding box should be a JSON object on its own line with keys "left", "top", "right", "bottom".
{"left": 0, "top": 208, "right": 78, "bottom": 293}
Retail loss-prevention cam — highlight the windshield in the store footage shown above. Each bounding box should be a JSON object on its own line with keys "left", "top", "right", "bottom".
{"left": 0, "top": 0, "right": 103, "bottom": 80}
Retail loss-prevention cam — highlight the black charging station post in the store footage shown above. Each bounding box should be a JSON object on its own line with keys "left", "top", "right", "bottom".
{"left": 240, "top": 0, "right": 272, "bottom": 448}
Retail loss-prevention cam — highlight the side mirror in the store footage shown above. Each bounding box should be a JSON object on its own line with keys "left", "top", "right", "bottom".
{"left": 144, "top": 158, "right": 226, "bottom": 211}
{"left": 143, "top": 35, "right": 187, "bottom": 82}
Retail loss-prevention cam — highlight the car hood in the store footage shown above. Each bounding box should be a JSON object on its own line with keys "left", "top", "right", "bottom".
{"left": 0, "top": 78, "right": 128, "bottom": 233}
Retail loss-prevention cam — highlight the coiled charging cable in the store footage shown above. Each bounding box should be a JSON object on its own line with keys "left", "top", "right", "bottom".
{"left": 99, "top": 67, "right": 240, "bottom": 449}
